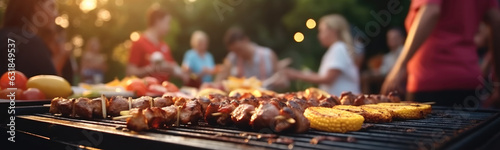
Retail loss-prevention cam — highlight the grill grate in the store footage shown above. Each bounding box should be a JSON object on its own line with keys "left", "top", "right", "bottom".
{"left": 13, "top": 106, "right": 500, "bottom": 150}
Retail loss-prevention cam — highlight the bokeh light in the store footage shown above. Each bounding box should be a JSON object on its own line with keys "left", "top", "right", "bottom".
{"left": 80, "top": 0, "right": 97, "bottom": 13}
{"left": 294, "top": 32, "right": 304, "bottom": 42}
{"left": 130, "top": 32, "right": 140, "bottom": 41}
{"left": 306, "top": 18, "right": 316, "bottom": 29}
{"left": 98, "top": 9, "right": 111, "bottom": 21}
{"left": 55, "top": 14, "right": 69, "bottom": 28}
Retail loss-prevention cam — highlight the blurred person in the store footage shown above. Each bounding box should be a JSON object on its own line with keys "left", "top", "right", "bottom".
{"left": 55, "top": 25, "right": 78, "bottom": 85}
{"left": 381, "top": 0, "right": 500, "bottom": 106}
{"left": 285, "top": 14, "right": 360, "bottom": 96}
{"left": 127, "top": 6, "right": 187, "bottom": 83}
{"left": 215, "top": 27, "right": 279, "bottom": 83}
{"left": 0, "top": 0, "right": 59, "bottom": 77}
{"left": 360, "top": 27, "right": 406, "bottom": 94}
{"left": 379, "top": 27, "right": 406, "bottom": 75}
{"left": 182, "top": 30, "right": 216, "bottom": 83}
{"left": 80, "top": 37, "right": 107, "bottom": 84}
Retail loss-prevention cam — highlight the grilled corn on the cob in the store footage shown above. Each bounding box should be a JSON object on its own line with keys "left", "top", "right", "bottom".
{"left": 377, "top": 103, "right": 432, "bottom": 115}
{"left": 333, "top": 105, "right": 392, "bottom": 123}
{"left": 304, "top": 107, "right": 364, "bottom": 133}
{"left": 363, "top": 104, "right": 427, "bottom": 120}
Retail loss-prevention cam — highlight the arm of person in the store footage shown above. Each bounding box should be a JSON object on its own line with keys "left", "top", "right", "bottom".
{"left": 214, "top": 57, "right": 231, "bottom": 82}
{"left": 381, "top": 4, "right": 441, "bottom": 94}
{"left": 126, "top": 64, "right": 154, "bottom": 77}
{"left": 484, "top": 6, "right": 500, "bottom": 107}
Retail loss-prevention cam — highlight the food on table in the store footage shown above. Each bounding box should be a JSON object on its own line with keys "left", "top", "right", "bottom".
{"left": 125, "top": 78, "right": 147, "bottom": 97}
{"left": 22, "top": 88, "right": 46, "bottom": 100}
{"left": 223, "top": 76, "right": 262, "bottom": 92}
{"left": 26, "top": 75, "right": 72, "bottom": 99}
{"left": 304, "top": 107, "right": 364, "bottom": 133}
{"left": 333, "top": 105, "right": 392, "bottom": 123}
{"left": 0, "top": 70, "right": 27, "bottom": 90}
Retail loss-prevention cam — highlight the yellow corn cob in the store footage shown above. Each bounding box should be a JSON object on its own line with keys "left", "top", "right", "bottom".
{"left": 363, "top": 104, "right": 427, "bottom": 120}
{"left": 333, "top": 105, "right": 392, "bottom": 123}
{"left": 377, "top": 102, "right": 432, "bottom": 115}
{"left": 304, "top": 107, "right": 364, "bottom": 133}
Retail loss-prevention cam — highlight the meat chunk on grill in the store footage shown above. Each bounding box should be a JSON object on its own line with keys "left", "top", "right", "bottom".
{"left": 250, "top": 102, "right": 280, "bottom": 131}
{"left": 132, "top": 96, "right": 152, "bottom": 109}
{"left": 274, "top": 107, "right": 310, "bottom": 133}
{"left": 108, "top": 96, "right": 129, "bottom": 116}
{"left": 154, "top": 96, "right": 174, "bottom": 107}
{"left": 49, "top": 97, "right": 74, "bottom": 117}
{"left": 231, "top": 104, "right": 255, "bottom": 129}
{"left": 179, "top": 100, "right": 203, "bottom": 125}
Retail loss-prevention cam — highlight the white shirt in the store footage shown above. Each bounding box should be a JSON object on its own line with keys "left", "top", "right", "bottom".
{"left": 379, "top": 46, "right": 403, "bottom": 75}
{"left": 318, "top": 41, "right": 361, "bottom": 96}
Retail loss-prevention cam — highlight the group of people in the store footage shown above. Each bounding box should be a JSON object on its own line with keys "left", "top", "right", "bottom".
{"left": 1, "top": 0, "right": 500, "bottom": 108}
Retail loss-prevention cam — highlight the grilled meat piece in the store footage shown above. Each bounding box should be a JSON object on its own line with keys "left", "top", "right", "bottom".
{"left": 89, "top": 97, "right": 106, "bottom": 118}
{"left": 154, "top": 96, "right": 174, "bottom": 108}
{"left": 179, "top": 100, "right": 203, "bottom": 125}
{"left": 161, "top": 105, "right": 179, "bottom": 125}
{"left": 74, "top": 98, "right": 93, "bottom": 119}
{"left": 197, "top": 97, "right": 211, "bottom": 113}
{"left": 231, "top": 104, "right": 255, "bottom": 129}
{"left": 108, "top": 96, "right": 129, "bottom": 116}
{"left": 388, "top": 91, "right": 401, "bottom": 103}
{"left": 340, "top": 91, "right": 356, "bottom": 105}
{"left": 250, "top": 102, "right": 280, "bottom": 130}
{"left": 239, "top": 96, "right": 259, "bottom": 107}
{"left": 50, "top": 98, "right": 75, "bottom": 117}
{"left": 205, "top": 100, "right": 238, "bottom": 126}
{"left": 132, "top": 96, "right": 152, "bottom": 109}
{"left": 143, "top": 107, "right": 167, "bottom": 129}
{"left": 353, "top": 95, "right": 365, "bottom": 106}
{"left": 126, "top": 108, "right": 149, "bottom": 131}
{"left": 274, "top": 107, "right": 310, "bottom": 133}
{"left": 286, "top": 98, "right": 308, "bottom": 113}
{"left": 270, "top": 98, "right": 287, "bottom": 110}
{"left": 318, "top": 96, "right": 339, "bottom": 107}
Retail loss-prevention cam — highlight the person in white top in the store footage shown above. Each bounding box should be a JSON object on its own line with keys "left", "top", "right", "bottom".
{"left": 379, "top": 27, "right": 405, "bottom": 75}
{"left": 285, "top": 14, "right": 361, "bottom": 96}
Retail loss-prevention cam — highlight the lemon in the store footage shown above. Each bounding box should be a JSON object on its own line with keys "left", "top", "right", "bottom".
{"left": 27, "top": 75, "right": 72, "bottom": 99}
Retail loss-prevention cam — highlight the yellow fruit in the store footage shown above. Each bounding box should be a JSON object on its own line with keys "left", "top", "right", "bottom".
{"left": 304, "top": 107, "right": 364, "bottom": 133}
{"left": 27, "top": 75, "right": 72, "bottom": 99}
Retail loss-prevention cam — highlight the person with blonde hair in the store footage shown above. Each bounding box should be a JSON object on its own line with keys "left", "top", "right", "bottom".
{"left": 182, "top": 30, "right": 216, "bottom": 83}
{"left": 285, "top": 14, "right": 360, "bottom": 96}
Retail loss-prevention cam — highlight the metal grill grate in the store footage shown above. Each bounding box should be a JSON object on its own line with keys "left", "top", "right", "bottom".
{"left": 13, "top": 106, "right": 500, "bottom": 150}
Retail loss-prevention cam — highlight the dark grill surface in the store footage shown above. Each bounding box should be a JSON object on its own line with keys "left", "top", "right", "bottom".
{"left": 13, "top": 106, "right": 500, "bottom": 150}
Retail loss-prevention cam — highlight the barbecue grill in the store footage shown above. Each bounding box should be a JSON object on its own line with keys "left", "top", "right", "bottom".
{"left": 2, "top": 104, "right": 500, "bottom": 150}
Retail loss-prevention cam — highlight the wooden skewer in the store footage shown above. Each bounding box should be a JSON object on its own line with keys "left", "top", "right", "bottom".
{"left": 128, "top": 97, "right": 132, "bottom": 110}
{"left": 120, "top": 110, "right": 130, "bottom": 116}
{"left": 274, "top": 115, "right": 286, "bottom": 120}
{"left": 212, "top": 112, "right": 223, "bottom": 116}
{"left": 421, "top": 102, "right": 436, "bottom": 105}
{"left": 101, "top": 95, "right": 107, "bottom": 119}
{"left": 113, "top": 115, "right": 132, "bottom": 120}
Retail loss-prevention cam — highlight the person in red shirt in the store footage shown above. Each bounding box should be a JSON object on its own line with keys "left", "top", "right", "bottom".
{"left": 381, "top": 0, "right": 500, "bottom": 106}
{"left": 127, "top": 6, "right": 187, "bottom": 83}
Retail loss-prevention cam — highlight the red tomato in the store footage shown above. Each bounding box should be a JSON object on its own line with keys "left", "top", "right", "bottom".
{"left": 0, "top": 88, "right": 25, "bottom": 100}
{"left": 143, "top": 77, "right": 159, "bottom": 86}
{"left": 126, "top": 79, "right": 147, "bottom": 96}
{"left": 0, "top": 71, "right": 27, "bottom": 90}
{"left": 162, "top": 81, "right": 179, "bottom": 92}
{"left": 22, "top": 88, "right": 46, "bottom": 100}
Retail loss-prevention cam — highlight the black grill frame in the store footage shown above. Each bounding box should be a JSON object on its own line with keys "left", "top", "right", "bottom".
{"left": 4, "top": 106, "right": 500, "bottom": 150}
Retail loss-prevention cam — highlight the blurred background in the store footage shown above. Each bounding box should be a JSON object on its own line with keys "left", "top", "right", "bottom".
{"left": 0, "top": 0, "right": 410, "bottom": 92}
